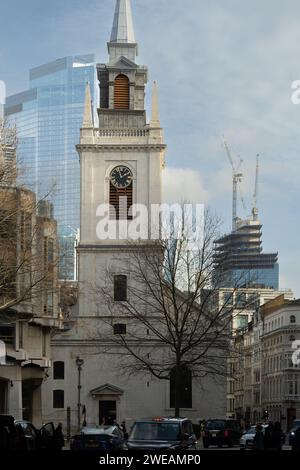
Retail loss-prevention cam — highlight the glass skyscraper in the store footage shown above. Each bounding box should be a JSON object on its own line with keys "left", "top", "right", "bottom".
{"left": 214, "top": 218, "right": 279, "bottom": 290}
{"left": 5, "top": 55, "right": 95, "bottom": 279}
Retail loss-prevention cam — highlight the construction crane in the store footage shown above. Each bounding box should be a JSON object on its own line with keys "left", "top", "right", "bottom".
{"left": 223, "top": 140, "right": 243, "bottom": 231}
{"left": 252, "top": 154, "right": 260, "bottom": 221}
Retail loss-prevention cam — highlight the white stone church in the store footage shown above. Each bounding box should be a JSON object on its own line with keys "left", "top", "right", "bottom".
{"left": 42, "top": 0, "right": 226, "bottom": 433}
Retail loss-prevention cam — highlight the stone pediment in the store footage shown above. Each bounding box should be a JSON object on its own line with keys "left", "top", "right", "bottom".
{"left": 90, "top": 383, "right": 124, "bottom": 397}
{"left": 108, "top": 56, "right": 137, "bottom": 69}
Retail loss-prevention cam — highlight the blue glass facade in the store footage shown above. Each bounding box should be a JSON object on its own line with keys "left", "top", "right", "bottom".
{"left": 214, "top": 220, "right": 279, "bottom": 290}
{"left": 230, "top": 265, "right": 279, "bottom": 290}
{"left": 5, "top": 55, "right": 95, "bottom": 279}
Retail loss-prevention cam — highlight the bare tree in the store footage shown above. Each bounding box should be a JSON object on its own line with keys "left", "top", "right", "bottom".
{"left": 93, "top": 208, "right": 250, "bottom": 418}
{"left": 0, "top": 119, "right": 59, "bottom": 315}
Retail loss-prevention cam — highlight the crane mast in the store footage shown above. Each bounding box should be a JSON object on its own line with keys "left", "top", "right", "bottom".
{"left": 252, "top": 154, "right": 259, "bottom": 221}
{"left": 223, "top": 140, "right": 243, "bottom": 231}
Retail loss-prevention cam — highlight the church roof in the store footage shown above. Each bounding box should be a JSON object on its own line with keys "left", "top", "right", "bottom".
{"left": 110, "top": 0, "right": 136, "bottom": 44}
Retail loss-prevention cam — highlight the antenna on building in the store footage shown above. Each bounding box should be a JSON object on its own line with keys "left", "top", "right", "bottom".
{"left": 252, "top": 154, "right": 260, "bottom": 221}
{"left": 223, "top": 139, "right": 243, "bottom": 231}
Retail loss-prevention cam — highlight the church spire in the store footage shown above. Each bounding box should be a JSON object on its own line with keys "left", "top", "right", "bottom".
{"left": 110, "top": 0, "right": 136, "bottom": 44}
{"left": 82, "top": 82, "right": 93, "bottom": 128}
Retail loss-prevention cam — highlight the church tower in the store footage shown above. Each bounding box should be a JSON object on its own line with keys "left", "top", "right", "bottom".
{"left": 42, "top": 0, "right": 226, "bottom": 431}
{"left": 77, "top": 0, "right": 166, "bottom": 251}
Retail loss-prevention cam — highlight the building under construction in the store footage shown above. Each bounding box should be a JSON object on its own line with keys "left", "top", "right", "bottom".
{"left": 214, "top": 217, "right": 279, "bottom": 289}
{"left": 214, "top": 145, "right": 279, "bottom": 289}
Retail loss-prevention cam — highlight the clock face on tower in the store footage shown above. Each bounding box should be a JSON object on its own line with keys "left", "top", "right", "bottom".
{"left": 110, "top": 166, "right": 133, "bottom": 189}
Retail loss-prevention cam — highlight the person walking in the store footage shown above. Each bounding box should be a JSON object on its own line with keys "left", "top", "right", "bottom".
{"left": 272, "top": 422, "right": 283, "bottom": 451}
{"left": 253, "top": 424, "right": 264, "bottom": 451}
{"left": 121, "top": 421, "right": 129, "bottom": 440}
{"left": 54, "top": 423, "right": 65, "bottom": 450}
{"left": 264, "top": 422, "right": 274, "bottom": 450}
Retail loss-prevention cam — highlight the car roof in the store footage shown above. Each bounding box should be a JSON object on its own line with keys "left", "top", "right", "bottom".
{"left": 79, "top": 426, "right": 116, "bottom": 435}
{"left": 134, "top": 417, "right": 189, "bottom": 423}
{"left": 14, "top": 420, "right": 32, "bottom": 424}
{"left": 206, "top": 418, "right": 238, "bottom": 422}
{"left": 290, "top": 425, "right": 300, "bottom": 431}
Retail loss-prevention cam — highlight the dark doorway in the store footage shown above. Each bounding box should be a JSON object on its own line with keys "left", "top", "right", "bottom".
{"left": 22, "top": 378, "right": 42, "bottom": 422}
{"left": 22, "top": 381, "right": 33, "bottom": 422}
{"left": 99, "top": 400, "right": 116, "bottom": 425}
{"left": 0, "top": 379, "right": 7, "bottom": 414}
{"left": 170, "top": 366, "right": 192, "bottom": 409}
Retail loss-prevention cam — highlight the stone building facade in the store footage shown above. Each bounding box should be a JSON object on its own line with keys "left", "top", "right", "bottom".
{"left": 0, "top": 123, "right": 60, "bottom": 426}
{"left": 232, "top": 295, "right": 300, "bottom": 430}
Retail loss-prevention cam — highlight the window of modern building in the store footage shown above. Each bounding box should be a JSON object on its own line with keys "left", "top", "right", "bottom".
{"left": 42, "top": 328, "right": 47, "bottom": 357}
{"left": 223, "top": 291, "right": 233, "bottom": 306}
{"left": 235, "top": 292, "right": 247, "bottom": 309}
{"left": 236, "top": 315, "right": 248, "bottom": 330}
{"left": 170, "top": 366, "right": 192, "bottom": 409}
{"left": 53, "top": 390, "right": 64, "bottom": 408}
{"left": 114, "top": 275, "right": 127, "bottom": 301}
{"left": 113, "top": 324, "right": 127, "bottom": 335}
{"left": 290, "top": 315, "right": 296, "bottom": 324}
{"left": 18, "top": 321, "right": 23, "bottom": 349}
{"left": 0, "top": 325, "right": 15, "bottom": 346}
{"left": 289, "top": 335, "right": 296, "bottom": 342}
{"left": 114, "top": 74, "right": 129, "bottom": 109}
{"left": 53, "top": 361, "right": 65, "bottom": 380}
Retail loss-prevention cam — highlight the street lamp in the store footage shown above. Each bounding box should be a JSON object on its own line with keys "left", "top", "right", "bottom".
{"left": 76, "top": 356, "right": 84, "bottom": 431}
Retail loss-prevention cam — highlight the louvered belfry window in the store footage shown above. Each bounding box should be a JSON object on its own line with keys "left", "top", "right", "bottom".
{"left": 114, "top": 74, "right": 130, "bottom": 109}
{"left": 109, "top": 183, "right": 133, "bottom": 220}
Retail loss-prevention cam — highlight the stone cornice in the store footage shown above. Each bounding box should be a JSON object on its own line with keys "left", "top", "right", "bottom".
{"left": 76, "top": 143, "right": 167, "bottom": 152}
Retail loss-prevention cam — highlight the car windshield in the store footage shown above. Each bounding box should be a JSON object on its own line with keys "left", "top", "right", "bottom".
{"left": 206, "top": 420, "right": 226, "bottom": 430}
{"left": 129, "top": 422, "right": 181, "bottom": 441}
{"left": 244, "top": 427, "right": 256, "bottom": 435}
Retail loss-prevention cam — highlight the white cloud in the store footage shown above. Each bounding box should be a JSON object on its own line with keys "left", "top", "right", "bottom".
{"left": 162, "top": 167, "right": 209, "bottom": 204}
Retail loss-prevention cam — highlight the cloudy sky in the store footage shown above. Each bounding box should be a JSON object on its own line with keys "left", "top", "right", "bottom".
{"left": 0, "top": 0, "right": 300, "bottom": 295}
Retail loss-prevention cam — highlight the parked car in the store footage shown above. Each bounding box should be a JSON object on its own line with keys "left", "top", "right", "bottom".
{"left": 70, "top": 425, "right": 126, "bottom": 451}
{"left": 203, "top": 419, "right": 242, "bottom": 448}
{"left": 126, "top": 417, "right": 197, "bottom": 451}
{"left": 288, "top": 425, "right": 300, "bottom": 446}
{"left": 240, "top": 425, "right": 268, "bottom": 450}
{"left": 0, "top": 415, "right": 56, "bottom": 450}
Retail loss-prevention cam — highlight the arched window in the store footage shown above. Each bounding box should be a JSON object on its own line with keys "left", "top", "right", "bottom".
{"left": 109, "top": 166, "right": 133, "bottom": 220}
{"left": 290, "top": 315, "right": 296, "bottom": 324}
{"left": 53, "top": 361, "right": 65, "bottom": 380}
{"left": 114, "top": 74, "right": 129, "bottom": 109}
{"left": 170, "top": 366, "right": 192, "bottom": 409}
